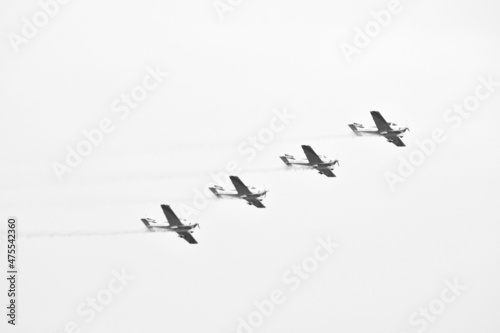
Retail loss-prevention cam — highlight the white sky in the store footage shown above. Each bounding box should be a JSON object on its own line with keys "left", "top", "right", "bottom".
{"left": 1, "top": 0, "right": 500, "bottom": 332}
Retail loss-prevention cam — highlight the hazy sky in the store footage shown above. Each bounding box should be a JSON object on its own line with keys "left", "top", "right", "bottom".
{"left": 1, "top": 0, "right": 500, "bottom": 332}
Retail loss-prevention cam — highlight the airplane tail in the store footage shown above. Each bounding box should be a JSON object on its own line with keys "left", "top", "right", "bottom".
{"left": 348, "top": 124, "right": 362, "bottom": 136}
{"left": 141, "top": 219, "right": 153, "bottom": 230}
{"left": 209, "top": 187, "right": 222, "bottom": 198}
{"left": 280, "top": 156, "right": 291, "bottom": 166}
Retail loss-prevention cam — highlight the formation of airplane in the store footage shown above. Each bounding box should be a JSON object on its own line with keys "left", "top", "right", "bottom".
{"left": 209, "top": 176, "right": 268, "bottom": 208}
{"left": 280, "top": 145, "right": 339, "bottom": 177}
{"left": 348, "top": 111, "right": 409, "bottom": 147}
{"left": 141, "top": 204, "right": 199, "bottom": 244}
{"left": 141, "top": 111, "right": 409, "bottom": 244}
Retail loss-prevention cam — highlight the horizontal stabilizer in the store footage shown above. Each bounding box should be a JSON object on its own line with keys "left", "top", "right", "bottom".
{"left": 141, "top": 219, "right": 153, "bottom": 230}
{"left": 348, "top": 124, "right": 362, "bottom": 136}
{"left": 280, "top": 156, "right": 291, "bottom": 166}
{"left": 209, "top": 187, "right": 221, "bottom": 197}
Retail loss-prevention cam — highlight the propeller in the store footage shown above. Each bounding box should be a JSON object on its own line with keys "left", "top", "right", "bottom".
{"left": 404, "top": 120, "right": 410, "bottom": 132}
{"left": 262, "top": 185, "right": 269, "bottom": 198}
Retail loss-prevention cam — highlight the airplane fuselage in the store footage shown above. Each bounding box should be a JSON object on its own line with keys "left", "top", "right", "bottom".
{"left": 209, "top": 187, "right": 267, "bottom": 199}
{"left": 150, "top": 225, "right": 196, "bottom": 232}
{"left": 349, "top": 124, "right": 408, "bottom": 138}
{"left": 141, "top": 205, "right": 200, "bottom": 244}
{"left": 144, "top": 219, "right": 198, "bottom": 233}
{"left": 281, "top": 155, "right": 338, "bottom": 168}
{"left": 286, "top": 158, "right": 338, "bottom": 167}
{"left": 209, "top": 176, "right": 268, "bottom": 208}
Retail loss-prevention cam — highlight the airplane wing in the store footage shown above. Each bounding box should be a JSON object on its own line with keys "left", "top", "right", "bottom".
{"left": 161, "top": 204, "right": 183, "bottom": 227}
{"left": 301, "top": 145, "right": 323, "bottom": 165}
{"left": 370, "top": 111, "right": 392, "bottom": 132}
{"left": 246, "top": 197, "right": 266, "bottom": 208}
{"left": 388, "top": 136, "right": 406, "bottom": 147}
{"left": 177, "top": 231, "right": 198, "bottom": 244}
{"left": 317, "top": 167, "right": 336, "bottom": 177}
{"left": 229, "top": 176, "right": 252, "bottom": 195}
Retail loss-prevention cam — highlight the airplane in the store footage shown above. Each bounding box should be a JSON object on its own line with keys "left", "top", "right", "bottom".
{"left": 209, "top": 176, "right": 268, "bottom": 208}
{"left": 279, "top": 145, "right": 339, "bottom": 178}
{"left": 141, "top": 204, "right": 199, "bottom": 244}
{"left": 348, "top": 111, "right": 409, "bottom": 147}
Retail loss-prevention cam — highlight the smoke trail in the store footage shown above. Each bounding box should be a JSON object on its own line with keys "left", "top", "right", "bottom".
{"left": 105, "top": 132, "right": 357, "bottom": 156}
{"left": 42, "top": 132, "right": 357, "bottom": 190}
{"left": 243, "top": 165, "right": 312, "bottom": 174}
{"left": 13, "top": 229, "right": 153, "bottom": 239}
{"left": 72, "top": 162, "right": 312, "bottom": 185}
{"left": 273, "top": 132, "right": 356, "bottom": 143}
